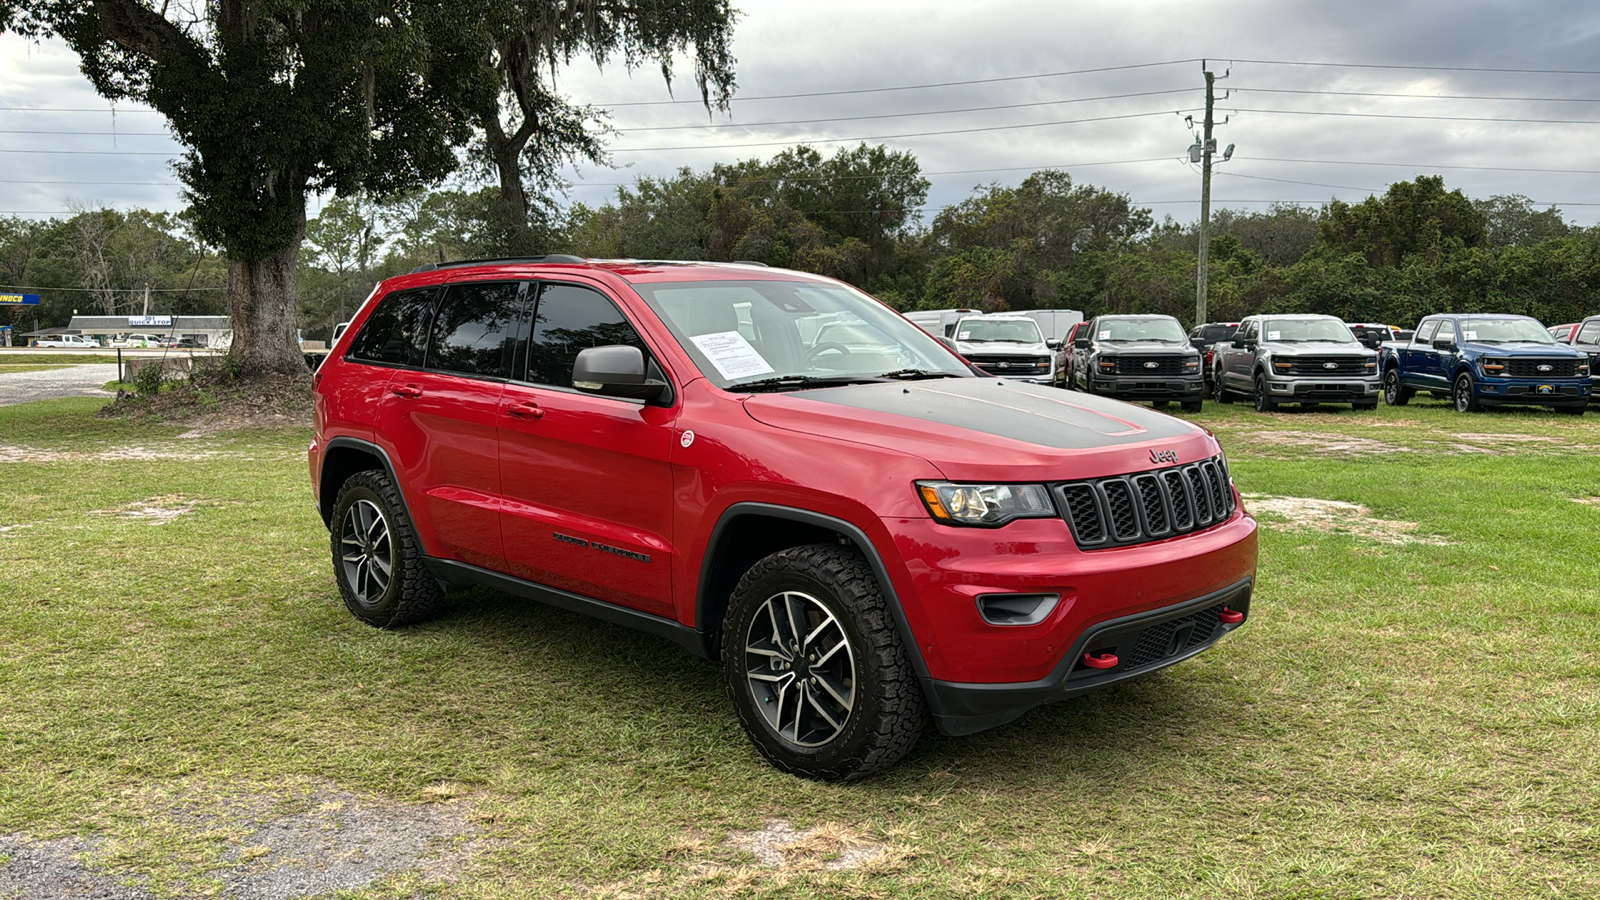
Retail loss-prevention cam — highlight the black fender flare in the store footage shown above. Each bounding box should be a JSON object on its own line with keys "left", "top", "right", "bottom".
{"left": 695, "top": 502, "right": 932, "bottom": 684}
{"left": 317, "top": 436, "right": 416, "bottom": 529}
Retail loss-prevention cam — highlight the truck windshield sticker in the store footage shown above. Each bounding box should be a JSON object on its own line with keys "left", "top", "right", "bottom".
{"left": 1463, "top": 330, "right": 1478, "bottom": 340}
{"left": 958, "top": 330, "right": 972, "bottom": 339}
{"left": 1098, "top": 330, "right": 1111, "bottom": 339}
{"left": 691, "top": 331, "right": 776, "bottom": 380}
{"left": 1267, "top": 330, "right": 1281, "bottom": 340}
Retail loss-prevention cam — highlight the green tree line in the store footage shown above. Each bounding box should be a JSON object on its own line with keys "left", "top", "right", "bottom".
{"left": 5, "top": 153, "right": 1597, "bottom": 345}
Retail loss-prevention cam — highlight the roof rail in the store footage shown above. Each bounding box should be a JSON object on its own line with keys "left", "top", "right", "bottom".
{"left": 410, "top": 254, "right": 586, "bottom": 274}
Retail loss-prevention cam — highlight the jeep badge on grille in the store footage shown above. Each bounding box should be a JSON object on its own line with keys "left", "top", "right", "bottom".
{"left": 1150, "top": 449, "right": 1179, "bottom": 465}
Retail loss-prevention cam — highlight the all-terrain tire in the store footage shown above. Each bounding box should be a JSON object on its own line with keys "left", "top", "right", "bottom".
{"left": 329, "top": 469, "right": 443, "bottom": 628}
{"left": 722, "top": 543, "right": 927, "bottom": 781}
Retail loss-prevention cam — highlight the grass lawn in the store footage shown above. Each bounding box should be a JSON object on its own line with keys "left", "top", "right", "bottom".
{"left": 0, "top": 394, "right": 1596, "bottom": 898}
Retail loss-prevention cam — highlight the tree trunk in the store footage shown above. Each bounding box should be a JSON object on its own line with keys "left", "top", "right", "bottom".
{"left": 225, "top": 240, "right": 310, "bottom": 380}
{"left": 484, "top": 118, "right": 537, "bottom": 256}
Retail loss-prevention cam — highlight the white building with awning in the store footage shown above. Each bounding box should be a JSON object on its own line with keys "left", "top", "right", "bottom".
{"left": 66, "top": 315, "right": 233, "bottom": 348}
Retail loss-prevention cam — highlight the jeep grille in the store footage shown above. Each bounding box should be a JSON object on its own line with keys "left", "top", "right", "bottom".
{"left": 1056, "top": 455, "right": 1234, "bottom": 550}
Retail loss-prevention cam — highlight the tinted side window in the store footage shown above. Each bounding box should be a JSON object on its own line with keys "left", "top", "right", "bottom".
{"left": 425, "top": 282, "right": 525, "bottom": 378}
{"left": 525, "top": 284, "right": 647, "bottom": 388}
{"left": 348, "top": 288, "right": 437, "bottom": 366}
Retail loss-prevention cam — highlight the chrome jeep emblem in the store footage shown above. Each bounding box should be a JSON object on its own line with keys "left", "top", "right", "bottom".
{"left": 1143, "top": 361, "right": 1159, "bottom": 369}
{"left": 1537, "top": 364, "right": 1553, "bottom": 372}
{"left": 1149, "top": 449, "right": 1179, "bottom": 465}
{"left": 1323, "top": 362, "right": 1338, "bottom": 369}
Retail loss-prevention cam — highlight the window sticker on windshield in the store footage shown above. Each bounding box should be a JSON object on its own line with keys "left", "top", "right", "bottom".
{"left": 690, "top": 331, "right": 775, "bottom": 380}
{"left": 1267, "top": 330, "right": 1281, "bottom": 340}
{"left": 958, "top": 331, "right": 972, "bottom": 340}
{"left": 1462, "top": 330, "right": 1478, "bottom": 340}
{"left": 1098, "top": 330, "right": 1111, "bottom": 339}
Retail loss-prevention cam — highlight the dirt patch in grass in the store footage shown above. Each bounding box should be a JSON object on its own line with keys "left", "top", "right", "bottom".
{"left": 0, "top": 523, "right": 31, "bottom": 534}
{"left": 88, "top": 495, "right": 211, "bottom": 525}
{"left": 0, "top": 781, "right": 483, "bottom": 900}
{"left": 1571, "top": 496, "right": 1600, "bottom": 507}
{"left": 0, "top": 444, "right": 221, "bottom": 464}
{"left": 1239, "top": 430, "right": 1412, "bottom": 456}
{"left": 1244, "top": 494, "right": 1452, "bottom": 545}
{"left": 724, "top": 819, "right": 907, "bottom": 872}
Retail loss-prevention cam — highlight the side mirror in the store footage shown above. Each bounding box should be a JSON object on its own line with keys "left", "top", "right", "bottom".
{"left": 1432, "top": 337, "right": 1456, "bottom": 351}
{"left": 1233, "top": 338, "right": 1248, "bottom": 348}
{"left": 933, "top": 335, "right": 963, "bottom": 356}
{"left": 1073, "top": 336, "right": 1091, "bottom": 349}
{"left": 572, "top": 345, "right": 668, "bottom": 401}
{"left": 1046, "top": 338, "right": 1061, "bottom": 350}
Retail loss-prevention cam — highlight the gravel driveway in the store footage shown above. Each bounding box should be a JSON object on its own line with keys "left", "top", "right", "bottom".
{"left": 0, "top": 364, "right": 120, "bottom": 406}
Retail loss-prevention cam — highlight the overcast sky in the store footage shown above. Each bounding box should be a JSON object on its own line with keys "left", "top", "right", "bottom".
{"left": 5, "top": 0, "right": 1600, "bottom": 230}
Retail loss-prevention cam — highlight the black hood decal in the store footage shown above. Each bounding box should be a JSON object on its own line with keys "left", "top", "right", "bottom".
{"left": 760, "top": 378, "right": 1197, "bottom": 450}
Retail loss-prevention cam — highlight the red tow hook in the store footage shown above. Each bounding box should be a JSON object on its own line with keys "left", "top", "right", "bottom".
{"left": 1083, "top": 651, "right": 1118, "bottom": 670}
{"left": 1219, "top": 607, "right": 1245, "bottom": 624}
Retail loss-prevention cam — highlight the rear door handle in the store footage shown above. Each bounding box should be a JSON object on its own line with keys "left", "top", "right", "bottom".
{"left": 392, "top": 384, "right": 423, "bottom": 399}
{"left": 506, "top": 402, "right": 544, "bottom": 419}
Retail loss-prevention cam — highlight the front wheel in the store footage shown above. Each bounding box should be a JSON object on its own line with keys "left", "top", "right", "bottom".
{"left": 1214, "top": 373, "right": 1233, "bottom": 404}
{"left": 1253, "top": 374, "right": 1276, "bottom": 412}
{"left": 1453, "top": 372, "right": 1481, "bottom": 413}
{"left": 723, "top": 544, "right": 926, "bottom": 781}
{"left": 1558, "top": 403, "right": 1587, "bottom": 416}
{"left": 329, "top": 469, "right": 442, "bottom": 628}
{"left": 1353, "top": 401, "right": 1378, "bottom": 411}
{"left": 1383, "top": 369, "right": 1413, "bottom": 406}
{"left": 1181, "top": 399, "right": 1203, "bottom": 413}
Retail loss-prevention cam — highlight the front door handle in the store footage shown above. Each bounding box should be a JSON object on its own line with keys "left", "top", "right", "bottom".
{"left": 506, "top": 402, "right": 544, "bottom": 419}
{"left": 392, "top": 384, "right": 423, "bottom": 399}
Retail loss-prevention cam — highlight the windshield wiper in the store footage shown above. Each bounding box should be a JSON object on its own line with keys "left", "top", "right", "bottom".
{"left": 726, "top": 374, "right": 885, "bottom": 392}
{"left": 875, "top": 368, "right": 964, "bottom": 380}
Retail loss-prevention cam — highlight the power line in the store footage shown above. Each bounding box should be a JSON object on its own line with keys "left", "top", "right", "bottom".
{"left": 1233, "top": 58, "right": 1600, "bottom": 76}
{"left": 0, "top": 129, "right": 172, "bottom": 136}
{"left": 615, "top": 88, "right": 1196, "bottom": 132}
{"left": 1234, "top": 86, "right": 1600, "bottom": 104}
{"left": 1250, "top": 156, "right": 1600, "bottom": 176}
{"left": 1218, "top": 171, "right": 1383, "bottom": 193}
{"left": 1231, "top": 106, "right": 1600, "bottom": 125}
{"left": 609, "top": 109, "right": 1183, "bottom": 153}
{"left": 0, "top": 283, "right": 223, "bottom": 292}
{"left": 601, "top": 59, "right": 1203, "bottom": 106}
{"left": 0, "top": 149, "right": 177, "bottom": 156}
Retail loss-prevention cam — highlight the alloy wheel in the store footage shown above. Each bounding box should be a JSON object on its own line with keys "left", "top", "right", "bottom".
{"left": 742, "top": 590, "right": 856, "bottom": 747}
{"left": 339, "top": 499, "right": 393, "bottom": 608}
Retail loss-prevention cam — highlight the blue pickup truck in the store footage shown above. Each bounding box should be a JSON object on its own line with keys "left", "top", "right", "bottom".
{"left": 1380, "top": 313, "right": 1590, "bottom": 414}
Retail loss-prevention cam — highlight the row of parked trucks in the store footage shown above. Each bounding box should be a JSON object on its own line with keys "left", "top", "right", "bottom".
{"left": 908, "top": 308, "right": 1597, "bottom": 415}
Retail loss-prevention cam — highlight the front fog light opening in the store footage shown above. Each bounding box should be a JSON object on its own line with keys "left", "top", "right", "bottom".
{"left": 977, "top": 593, "right": 1061, "bottom": 626}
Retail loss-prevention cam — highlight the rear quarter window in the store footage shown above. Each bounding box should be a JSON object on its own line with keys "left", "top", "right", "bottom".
{"left": 347, "top": 287, "right": 438, "bottom": 367}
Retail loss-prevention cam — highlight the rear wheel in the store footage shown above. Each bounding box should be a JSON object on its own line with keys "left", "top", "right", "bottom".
{"left": 1383, "top": 369, "right": 1413, "bottom": 406}
{"left": 329, "top": 469, "right": 442, "bottom": 628}
{"left": 1253, "top": 374, "right": 1276, "bottom": 412}
{"left": 1181, "top": 399, "right": 1203, "bottom": 413}
{"left": 1453, "top": 372, "right": 1480, "bottom": 413}
{"left": 723, "top": 544, "right": 926, "bottom": 781}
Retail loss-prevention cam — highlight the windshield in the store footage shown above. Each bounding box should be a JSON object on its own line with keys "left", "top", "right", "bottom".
{"left": 953, "top": 318, "right": 1043, "bottom": 344}
{"left": 1099, "top": 317, "right": 1187, "bottom": 342}
{"left": 1262, "top": 318, "right": 1358, "bottom": 343}
{"left": 630, "top": 279, "right": 972, "bottom": 389}
{"left": 1197, "top": 324, "right": 1237, "bottom": 342}
{"left": 1457, "top": 318, "right": 1555, "bottom": 344}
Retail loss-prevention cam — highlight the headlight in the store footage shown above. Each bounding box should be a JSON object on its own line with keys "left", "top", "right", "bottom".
{"left": 1184, "top": 358, "right": 1200, "bottom": 370}
{"left": 1481, "top": 358, "right": 1507, "bottom": 376}
{"left": 917, "top": 482, "right": 1056, "bottom": 527}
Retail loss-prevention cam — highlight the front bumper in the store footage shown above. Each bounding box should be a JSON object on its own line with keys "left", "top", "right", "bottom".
{"left": 927, "top": 578, "right": 1252, "bottom": 734}
{"left": 883, "top": 506, "right": 1258, "bottom": 736}
{"left": 1091, "top": 374, "right": 1204, "bottom": 399}
{"left": 1474, "top": 377, "right": 1590, "bottom": 406}
{"left": 1265, "top": 375, "right": 1380, "bottom": 402}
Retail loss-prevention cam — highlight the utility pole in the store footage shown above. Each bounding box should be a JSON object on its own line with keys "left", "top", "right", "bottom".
{"left": 1195, "top": 69, "right": 1215, "bottom": 326}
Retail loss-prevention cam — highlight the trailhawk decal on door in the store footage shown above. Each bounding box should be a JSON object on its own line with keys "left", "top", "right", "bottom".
{"left": 553, "top": 532, "right": 653, "bottom": 563}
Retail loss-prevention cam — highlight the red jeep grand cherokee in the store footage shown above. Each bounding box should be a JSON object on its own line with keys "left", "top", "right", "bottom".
{"left": 309, "top": 256, "right": 1258, "bottom": 780}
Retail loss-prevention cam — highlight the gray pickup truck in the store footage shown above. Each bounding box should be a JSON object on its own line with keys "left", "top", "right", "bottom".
{"left": 1213, "top": 314, "right": 1380, "bottom": 411}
